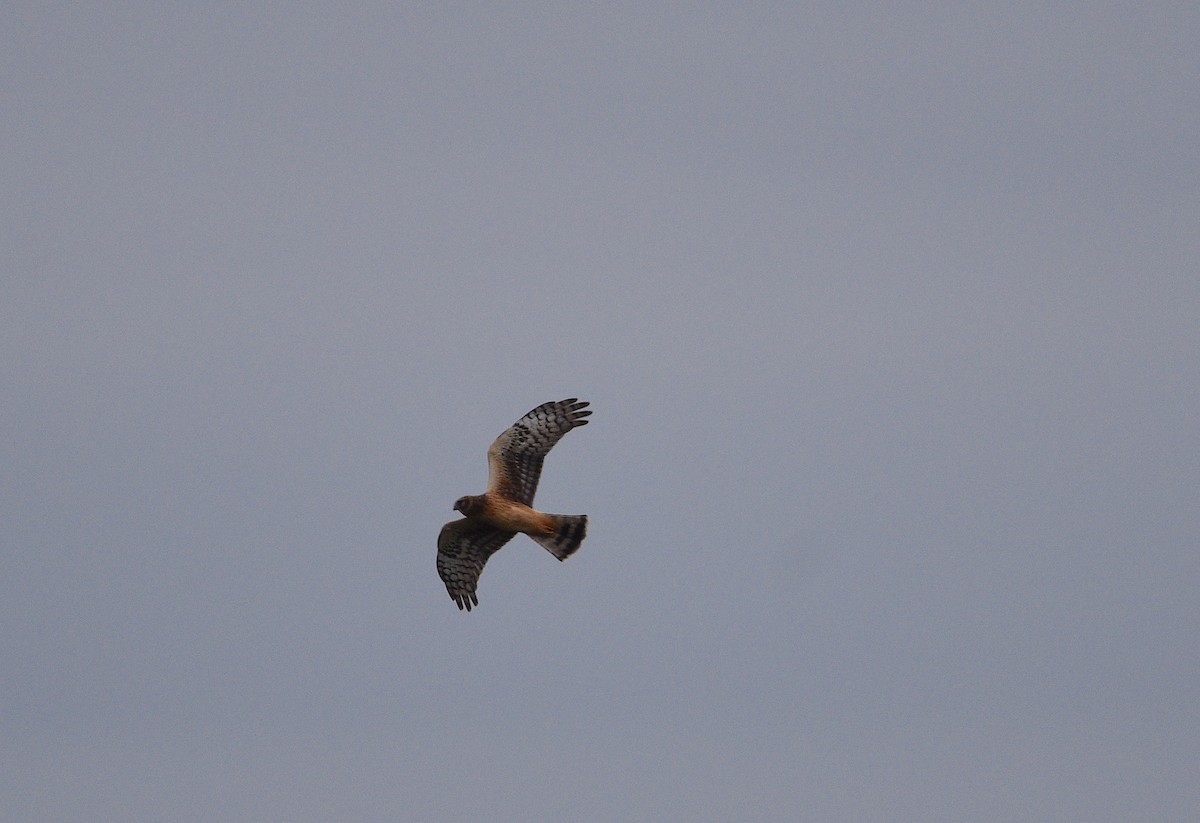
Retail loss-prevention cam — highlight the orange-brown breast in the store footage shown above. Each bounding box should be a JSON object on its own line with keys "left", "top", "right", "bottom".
{"left": 479, "top": 495, "right": 556, "bottom": 535}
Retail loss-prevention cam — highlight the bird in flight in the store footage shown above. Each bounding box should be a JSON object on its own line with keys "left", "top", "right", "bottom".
{"left": 437, "top": 398, "right": 591, "bottom": 611}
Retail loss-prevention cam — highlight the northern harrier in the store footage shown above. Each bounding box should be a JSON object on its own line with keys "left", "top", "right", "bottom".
{"left": 437, "top": 398, "right": 591, "bottom": 611}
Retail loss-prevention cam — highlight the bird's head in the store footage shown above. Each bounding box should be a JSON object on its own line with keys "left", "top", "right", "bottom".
{"left": 453, "top": 496, "right": 476, "bottom": 516}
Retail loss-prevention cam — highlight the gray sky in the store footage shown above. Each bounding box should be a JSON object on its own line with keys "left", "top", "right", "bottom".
{"left": 4, "top": 3, "right": 1198, "bottom": 820}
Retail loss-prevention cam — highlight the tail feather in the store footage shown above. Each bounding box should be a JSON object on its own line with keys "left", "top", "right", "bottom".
{"left": 530, "top": 514, "right": 587, "bottom": 560}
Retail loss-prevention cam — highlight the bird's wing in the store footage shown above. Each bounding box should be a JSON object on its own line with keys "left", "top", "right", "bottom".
{"left": 436, "top": 519, "right": 517, "bottom": 611}
{"left": 485, "top": 398, "right": 591, "bottom": 505}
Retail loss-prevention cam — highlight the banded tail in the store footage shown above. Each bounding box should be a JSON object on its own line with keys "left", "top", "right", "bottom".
{"left": 530, "top": 514, "right": 588, "bottom": 560}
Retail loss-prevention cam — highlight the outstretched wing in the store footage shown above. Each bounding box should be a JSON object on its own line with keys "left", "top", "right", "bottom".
{"left": 486, "top": 398, "right": 591, "bottom": 505}
{"left": 436, "top": 519, "right": 517, "bottom": 611}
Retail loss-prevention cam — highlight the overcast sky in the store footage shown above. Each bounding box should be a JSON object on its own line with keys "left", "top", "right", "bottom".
{"left": 4, "top": 3, "right": 1198, "bottom": 821}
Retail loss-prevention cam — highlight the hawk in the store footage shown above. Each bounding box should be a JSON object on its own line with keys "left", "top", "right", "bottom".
{"left": 437, "top": 398, "right": 591, "bottom": 611}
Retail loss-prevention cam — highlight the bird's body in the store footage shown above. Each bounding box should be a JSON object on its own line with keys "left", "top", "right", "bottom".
{"left": 451, "top": 493, "right": 556, "bottom": 536}
{"left": 437, "top": 398, "right": 591, "bottom": 611}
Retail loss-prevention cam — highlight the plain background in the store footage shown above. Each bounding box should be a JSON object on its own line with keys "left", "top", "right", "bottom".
{"left": 4, "top": 3, "right": 1197, "bottom": 821}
